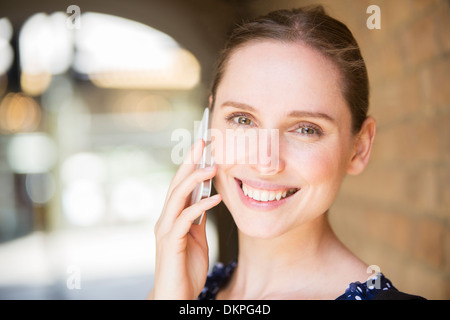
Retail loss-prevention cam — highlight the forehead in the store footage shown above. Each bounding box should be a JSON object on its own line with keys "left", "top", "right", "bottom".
{"left": 216, "top": 41, "right": 347, "bottom": 118}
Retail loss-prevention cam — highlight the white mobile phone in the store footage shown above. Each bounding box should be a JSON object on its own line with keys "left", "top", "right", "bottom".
{"left": 191, "top": 108, "right": 212, "bottom": 225}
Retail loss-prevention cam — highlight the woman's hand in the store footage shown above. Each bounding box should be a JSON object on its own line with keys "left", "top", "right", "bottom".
{"left": 151, "top": 139, "right": 222, "bottom": 300}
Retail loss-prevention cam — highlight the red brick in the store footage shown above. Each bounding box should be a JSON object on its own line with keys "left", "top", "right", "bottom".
{"left": 420, "top": 56, "right": 450, "bottom": 109}
{"left": 381, "top": 39, "right": 405, "bottom": 78}
{"left": 382, "top": 0, "right": 414, "bottom": 32}
{"left": 438, "top": 113, "right": 450, "bottom": 161}
{"left": 411, "top": 0, "right": 441, "bottom": 15}
{"left": 434, "top": 0, "right": 450, "bottom": 54}
{"left": 402, "top": 262, "right": 445, "bottom": 299}
{"left": 340, "top": 166, "right": 392, "bottom": 201}
{"left": 401, "top": 8, "right": 441, "bottom": 68}
{"left": 342, "top": 163, "right": 439, "bottom": 212}
{"left": 444, "top": 226, "right": 450, "bottom": 274}
{"left": 372, "top": 117, "right": 440, "bottom": 164}
{"left": 329, "top": 200, "right": 367, "bottom": 238}
{"left": 360, "top": 209, "right": 414, "bottom": 255}
{"left": 437, "top": 166, "right": 450, "bottom": 212}
{"left": 363, "top": 209, "right": 391, "bottom": 243}
{"left": 444, "top": 279, "right": 450, "bottom": 300}
{"left": 370, "top": 74, "right": 422, "bottom": 125}
{"left": 412, "top": 217, "right": 444, "bottom": 268}
{"left": 403, "top": 166, "right": 439, "bottom": 211}
{"left": 388, "top": 212, "right": 413, "bottom": 253}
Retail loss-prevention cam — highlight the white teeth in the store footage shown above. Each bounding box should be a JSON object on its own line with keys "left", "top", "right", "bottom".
{"left": 242, "top": 184, "right": 248, "bottom": 196}
{"left": 241, "top": 182, "right": 297, "bottom": 202}
{"left": 268, "top": 191, "right": 276, "bottom": 201}
{"left": 261, "top": 191, "right": 269, "bottom": 201}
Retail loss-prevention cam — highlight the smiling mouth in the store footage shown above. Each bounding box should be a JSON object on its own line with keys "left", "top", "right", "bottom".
{"left": 236, "top": 179, "right": 299, "bottom": 202}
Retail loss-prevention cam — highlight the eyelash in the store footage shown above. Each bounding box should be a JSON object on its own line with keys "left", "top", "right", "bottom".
{"left": 225, "top": 112, "right": 256, "bottom": 127}
{"left": 293, "top": 123, "right": 323, "bottom": 137}
{"left": 224, "top": 112, "right": 323, "bottom": 137}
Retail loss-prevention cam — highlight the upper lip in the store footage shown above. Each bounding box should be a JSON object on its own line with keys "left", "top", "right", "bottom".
{"left": 235, "top": 178, "right": 299, "bottom": 191}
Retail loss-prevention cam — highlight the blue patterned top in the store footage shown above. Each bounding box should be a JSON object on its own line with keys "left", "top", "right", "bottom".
{"left": 198, "top": 262, "right": 397, "bottom": 300}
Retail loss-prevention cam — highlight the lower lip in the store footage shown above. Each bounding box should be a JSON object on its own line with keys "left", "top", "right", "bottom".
{"left": 234, "top": 178, "right": 298, "bottom": 211}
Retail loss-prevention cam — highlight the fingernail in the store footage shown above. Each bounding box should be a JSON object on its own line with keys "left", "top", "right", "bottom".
{"left": 195, "top": 138, "right": 205, "bottom": 146}
{"left": 208, "top": 194, "right": 221, "bottom": 201}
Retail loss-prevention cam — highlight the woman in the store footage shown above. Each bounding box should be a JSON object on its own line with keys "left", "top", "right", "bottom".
{"left": 150, "top": 6, "right": 424, "bottom": 300}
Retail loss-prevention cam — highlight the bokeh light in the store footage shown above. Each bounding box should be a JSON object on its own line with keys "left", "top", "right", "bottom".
{"left": 6, "top": 133, "right": 57, "bottom": 174}
{"left": 0, "top": 92, "right": 41, "bottom": 133}
{"left": 25, "top": 173, "right": 56, "bottom": 205}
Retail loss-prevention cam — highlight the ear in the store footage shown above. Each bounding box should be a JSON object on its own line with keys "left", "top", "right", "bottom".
{"left": 346, "top": 116, "right": 376, "bottom": 175}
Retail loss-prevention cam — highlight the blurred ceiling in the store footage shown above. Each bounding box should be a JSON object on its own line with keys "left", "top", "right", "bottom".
{"left": 0, "top": 0, "right": 252, "bottom": 88}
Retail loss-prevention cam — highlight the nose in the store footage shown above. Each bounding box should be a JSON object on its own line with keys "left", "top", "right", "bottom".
{"left": 251, "top": 128, "right": 285, "bottom": 175}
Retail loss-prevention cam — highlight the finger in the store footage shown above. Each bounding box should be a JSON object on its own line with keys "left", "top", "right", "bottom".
{"left": 160, "top": 139, "right": 204, "bottom": 215}
{"left": 188, "top": 206, "right": 209, "bottom": 248}
{"left": 168, "top": 139, "right": 204, "bottom": 196}
{"left": 157, "top": 166, "right": 217, "bottom": 232}
{"left": 166, "top": 165, "right": 216, "bottom": 218}
{"left": 171, "top": 194, "right": 222, "bottom": 240}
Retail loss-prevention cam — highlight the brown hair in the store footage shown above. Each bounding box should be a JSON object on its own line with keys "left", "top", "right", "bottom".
{"left": 210, "top": 5, "right": 369, "bottom": 134}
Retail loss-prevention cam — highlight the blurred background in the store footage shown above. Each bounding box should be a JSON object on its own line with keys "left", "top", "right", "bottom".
{"left": 0, "top": 0, "right": 448, "bottom": 299}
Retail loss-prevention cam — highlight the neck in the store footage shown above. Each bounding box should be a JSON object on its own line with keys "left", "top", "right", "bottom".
{"left": 226, "top": 213, "right": 339, "bottom": 299}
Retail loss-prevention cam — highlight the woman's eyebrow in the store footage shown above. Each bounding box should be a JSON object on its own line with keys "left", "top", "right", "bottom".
{"left": 287, "top": 110, "right": 335, "bottom": 123}
{"left": 220, "top": 101, "right": 257, "bottom": 112}
{"left": 220, "top": 100, "right": 335, "bottom": 123}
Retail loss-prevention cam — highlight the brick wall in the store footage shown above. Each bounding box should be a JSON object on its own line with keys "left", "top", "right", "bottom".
{"left": 245, "top": 0, "right": 450, "bottom": 299}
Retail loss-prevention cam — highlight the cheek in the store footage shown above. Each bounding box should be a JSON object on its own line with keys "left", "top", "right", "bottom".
{"left": 210, "top": 127, "right": 229, "bottom": 166}
{"left": 209, "top": 127, "right": 232, "bottom": 193}
{"left": 288, "top": 141, "right": 347, "bottom": 187}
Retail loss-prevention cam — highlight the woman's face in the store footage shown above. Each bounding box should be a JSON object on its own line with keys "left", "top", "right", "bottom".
{"left": 210, "top": 41, "right": 356, "bottom": 239}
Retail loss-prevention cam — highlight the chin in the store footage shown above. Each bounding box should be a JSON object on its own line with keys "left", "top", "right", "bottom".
{"left": 232, "top": 211, "right": 292, "bottom": 239}
{"left": 215, "top": 173, "right": 337, "bottom": 240}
